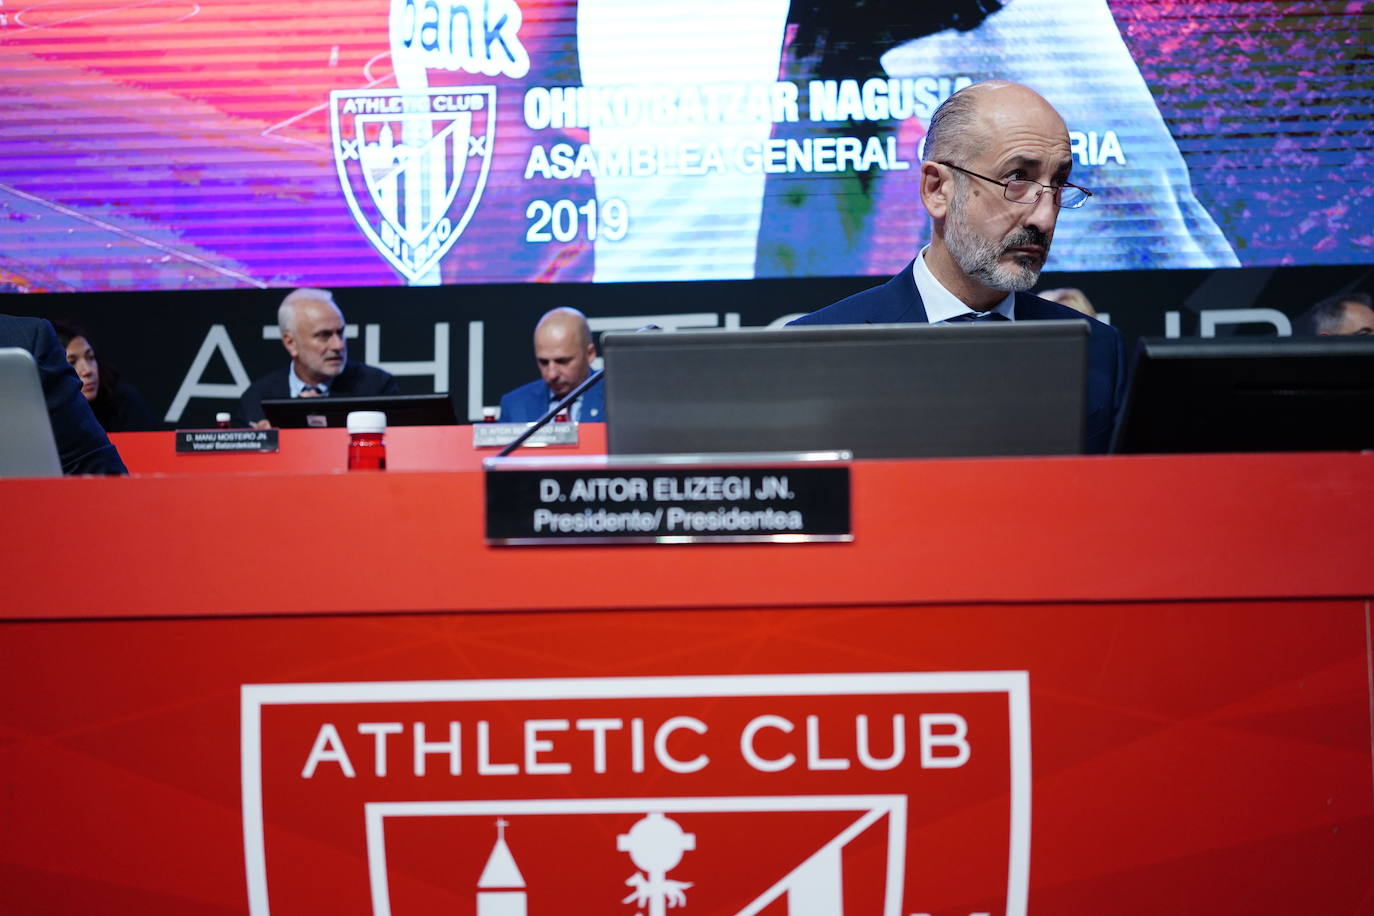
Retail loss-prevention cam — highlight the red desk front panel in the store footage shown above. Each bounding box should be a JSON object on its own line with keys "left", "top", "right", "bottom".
{"left": 1, "top": 452, "right": 1371, "bottom": 914}
{"left": 3, "top": 600, "right": 1370, "bottom": 915}
{"left": 109, "top": 424, "right": 608, "bottom": 475}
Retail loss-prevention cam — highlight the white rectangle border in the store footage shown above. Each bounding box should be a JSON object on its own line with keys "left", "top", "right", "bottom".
{"left": 366, "top": 795, "right": 906, "bottom": 916}
{"left": 241, "top": 671, "right": 1031, "bottom": 916}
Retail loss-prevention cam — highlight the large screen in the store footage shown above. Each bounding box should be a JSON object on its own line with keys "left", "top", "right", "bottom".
{"left": 2, "top": 0, "right": 1370, "bottom": 292}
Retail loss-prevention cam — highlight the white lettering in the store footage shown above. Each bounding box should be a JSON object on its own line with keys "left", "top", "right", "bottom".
{"left": 805, "top": 714, "right": 850, "bottom": 771}
{"left": 576, "top": 717, "right": 623, "bottom": 774}
{"left": 165, "top": 324, "right": 252, "bottom": 422}
{"left": 358, "top": 721, "right": 403, "bottom": 777}
{"left": 919, "top": 713, "right": 970, "bottom": 768}
{"left": 364, "top": 322, "right": 449, "bottom": 392}
{"left": 740, "top": 715, "right": 796, "bottom": 772}
{"left": 1200, "top": 308, "right": 1292, "bottom": 337}
{"left": 413, "top": 721, "right": 461, "bottom": 776}
{"left": 524, "top": 719, "right": 571, "bottom": 775}
{"left": 302, "top": 723, "right": 356, "bottom": 778}
{"left": 390, "top": 0, "right": 530, "bottom": 79}
{"left": 477, "top": 719, "right": 519, "bottom": 775}
{"left": 631, "top": 717, "right": 646, "bottom": 773}
{"left": 654, "top": 716, "right": 709, "bottom": 774}
{"left": 855, "top": 713, "right": 905, "bottom": 770}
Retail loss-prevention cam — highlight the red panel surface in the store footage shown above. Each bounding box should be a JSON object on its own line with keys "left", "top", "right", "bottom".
{"left": 2, "top": 600, "right": 1371, "bottom": 915}
{"left": 109, "top": 424, "right": 608, "bottom": 474}
{"left": 2, "top": 452, "right": 1370, "bottom": 619}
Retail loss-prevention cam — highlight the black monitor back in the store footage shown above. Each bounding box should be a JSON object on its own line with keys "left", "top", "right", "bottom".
{"left": 1111, "top": 336, "right": 1374, "bottom": 453}
{"left": 603, "top": 322, "right": 1089, "bottom": 458}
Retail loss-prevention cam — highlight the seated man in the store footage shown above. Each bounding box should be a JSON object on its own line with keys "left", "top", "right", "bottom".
{"left": 789, "top": 81, "right": 1125, "bottom": 454}
{"left": 0, "top": 314, "right": 127, "bottom": 474}
{"left": 239, "top": 288, "right": 399, "bottom": 428}
{"left": 498, "top": 307, "right": 606, "bottom": 422}
{"left": 1293, "top": 292, "right": 1374, "bottom": 336}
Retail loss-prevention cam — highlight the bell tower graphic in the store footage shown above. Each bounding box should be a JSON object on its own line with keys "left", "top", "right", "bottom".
{"left": 477, "top": 819, "right": 526, "bottom": 916}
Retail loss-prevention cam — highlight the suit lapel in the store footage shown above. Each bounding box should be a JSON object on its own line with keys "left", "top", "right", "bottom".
{"left": 1012, "top": 292, "right": 1065, "bottom": 321}
{"left": 873, "top": 260, "right": 930, "bottom": 324}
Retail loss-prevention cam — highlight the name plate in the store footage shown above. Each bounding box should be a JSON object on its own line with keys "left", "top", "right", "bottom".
{"left": 485, "top": 453, "right": 851, "bottom": 545}
{"left": 175, "top": 429, "right": 280, "bottom": 454}
{"left": 473, "top": 422, "right": 579, "bottom": 449}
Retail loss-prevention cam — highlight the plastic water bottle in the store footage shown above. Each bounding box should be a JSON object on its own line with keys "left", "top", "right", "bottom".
{"left": 346, "top": 411, "right": 387, "bottom": 470}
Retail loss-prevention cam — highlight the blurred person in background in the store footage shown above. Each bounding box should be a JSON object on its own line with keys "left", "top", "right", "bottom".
{"left": 51, "top": 320, "right": 158, "bottom": 432}
{"left": 1037, "top": 287, "right": 1098, "bottom": 318}
{"left": 1293, "top": 291, "right": 1374, "bottom": 336}
{"left": 0, "top": 314, "right": 126, "bottom": 474}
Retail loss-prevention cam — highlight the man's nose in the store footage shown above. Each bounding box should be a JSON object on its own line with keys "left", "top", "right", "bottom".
{"left": 1026, "top": 188, "right": 1059, "bottom": 229}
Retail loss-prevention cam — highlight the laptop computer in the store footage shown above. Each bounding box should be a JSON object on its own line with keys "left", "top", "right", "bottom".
{"left": 602, "top": 321, "right": 1089, "bottom": 458}
{"left": 0, "top": 347, "right": 63, "bottom": 478}
{"left": 261, "top": 393, "right": 459, "bottom": 428}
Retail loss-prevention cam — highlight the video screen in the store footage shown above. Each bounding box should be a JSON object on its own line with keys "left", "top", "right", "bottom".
{"left": 2, "top": 0, "right": 1369, "bottom": 292}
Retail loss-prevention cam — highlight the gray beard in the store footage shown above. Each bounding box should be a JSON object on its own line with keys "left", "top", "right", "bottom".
{"left": 944, "top": 198, "right": 1048, "bottom": 293}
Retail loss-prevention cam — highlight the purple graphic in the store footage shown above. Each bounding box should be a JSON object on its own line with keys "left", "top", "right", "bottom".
{"left": 0, "top": 0, "right": 1368, "bottom": 293}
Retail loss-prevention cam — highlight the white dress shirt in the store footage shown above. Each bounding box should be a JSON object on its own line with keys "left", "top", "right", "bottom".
{"left": 288, "top": 363, "right": 330, "bottom": 397}
{"left": 911, "top": 246, "right": 1016, "bottom": 323}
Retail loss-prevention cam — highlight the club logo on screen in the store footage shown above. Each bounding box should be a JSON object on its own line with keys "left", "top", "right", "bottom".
{"left": 331, "top": 87, "right": 495, "bottom": 283}
{"left": 240, "top": 672, "right": 1031, "bottom": 915}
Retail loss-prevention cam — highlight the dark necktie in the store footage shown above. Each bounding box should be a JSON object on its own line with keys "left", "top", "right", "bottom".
{"left": 947, "top": 311, "right": 1011, "bottom": 323}
{"left": 299, "top": 385, "right": 325, "bottom": 398}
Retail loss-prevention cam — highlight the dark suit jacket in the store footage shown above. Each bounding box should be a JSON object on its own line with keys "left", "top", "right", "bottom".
{"left": 93, "top": 379, "right": 159, "bottom": 433}
{"left": 0, "top": 315, "right": 127, "bottom": 475}
{"left": 238, "top": 361, "right": 401, "bottom": 425}
{"left": 498, "top": 377, "right": 606, "bottom": 423}
{"left": 789, "top": 262, "right": 1127, "bottom": 453}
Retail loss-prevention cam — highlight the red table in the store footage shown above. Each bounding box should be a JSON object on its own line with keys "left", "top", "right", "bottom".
{"left": 108, "top": 423, "right": 609, "bottom": 474}
{"left": 2, "top": 448, "right": 1371, "bottom": 915}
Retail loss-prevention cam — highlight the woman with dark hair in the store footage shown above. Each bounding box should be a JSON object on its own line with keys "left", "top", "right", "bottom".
{"left": 50, "top": 320, "right": 158, "bottom": 432}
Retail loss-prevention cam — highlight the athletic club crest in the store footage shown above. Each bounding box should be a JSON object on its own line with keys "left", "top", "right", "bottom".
{"left": 330, "top": 87, "right": 495, "bottom": 283}
{"left": 242, "top": 672, "right": 1031, "bottom": 915}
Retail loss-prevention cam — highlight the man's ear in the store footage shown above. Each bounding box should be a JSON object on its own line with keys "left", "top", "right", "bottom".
{"left": 281, "top": 331, "right": 300, "bottom": 359}
{"left": 920, "top": 161, "right": 951, "bottom": 220}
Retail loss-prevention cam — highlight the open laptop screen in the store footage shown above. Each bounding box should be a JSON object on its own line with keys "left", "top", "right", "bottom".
{"left": 0, "top": 348, "right": 63, "bottom": 478}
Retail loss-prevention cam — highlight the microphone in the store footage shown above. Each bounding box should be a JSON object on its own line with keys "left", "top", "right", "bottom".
{"left": 496, "top": 368, "right": 605, "bottom": 457}
{"left": 495, "top": 323, "right": 659, "bottom": 457}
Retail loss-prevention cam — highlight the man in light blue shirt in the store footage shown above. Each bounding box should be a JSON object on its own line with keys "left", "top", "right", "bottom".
{"left": 239, "top": 289, "right": 399, "bottom": 427}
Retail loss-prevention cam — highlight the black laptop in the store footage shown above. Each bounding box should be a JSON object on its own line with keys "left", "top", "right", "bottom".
{"left": 602, "top": 322, "right": 1090, "bottom": 458}
{"left": 261, "top": 393, "right": 459, "bottom": 428}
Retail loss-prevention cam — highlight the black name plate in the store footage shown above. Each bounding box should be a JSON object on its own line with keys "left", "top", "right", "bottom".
{"left": 175, "top": 429, "right": 280, "bottom": 454}
{"left": 486, "top": 462, "right": 851, "bottom": 545}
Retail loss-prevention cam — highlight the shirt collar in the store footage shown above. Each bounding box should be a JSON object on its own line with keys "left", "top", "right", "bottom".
{"left": 548, "top": 389, "right": 581, "bottom": 423}
{"left": 288, "top": 362, "right": 330, "bottom": 397}
{"left": 911, "top": 246, "right": 1016, "bottom": 323}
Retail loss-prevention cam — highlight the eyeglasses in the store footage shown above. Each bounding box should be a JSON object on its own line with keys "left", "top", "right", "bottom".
{"left": 938, "top": 161, "right": 1092, "bottom": 210}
